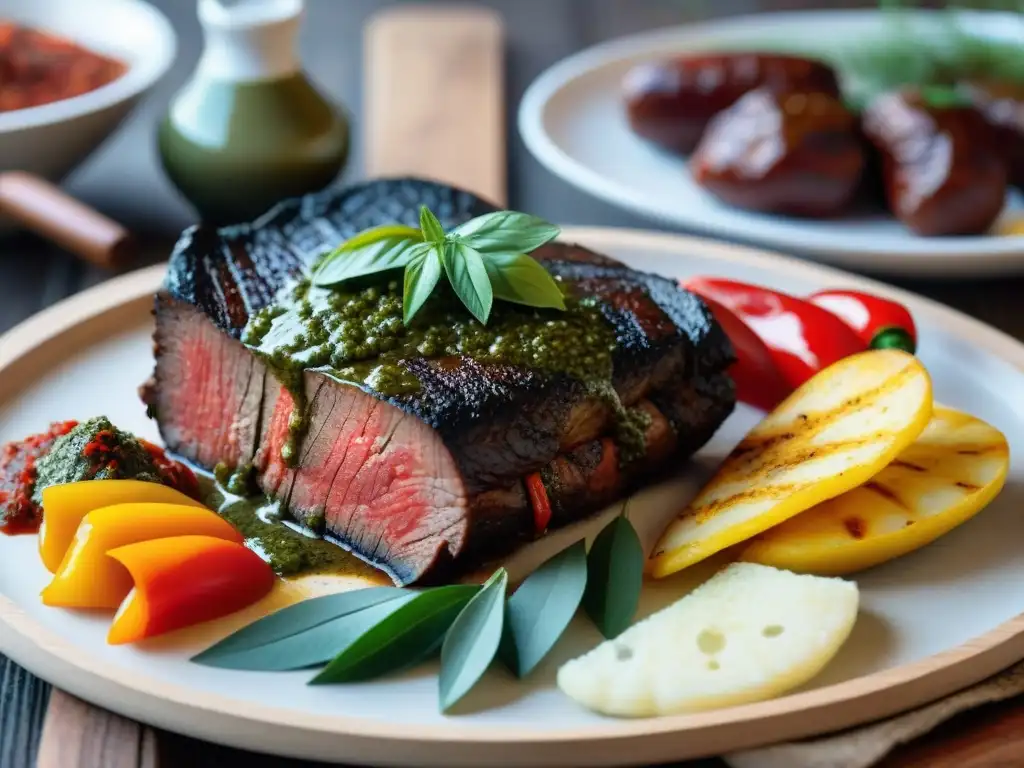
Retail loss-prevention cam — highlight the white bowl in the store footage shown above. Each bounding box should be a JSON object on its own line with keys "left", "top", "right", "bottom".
{"left": 0, "top": 0, "right": 176, "bottom": 182}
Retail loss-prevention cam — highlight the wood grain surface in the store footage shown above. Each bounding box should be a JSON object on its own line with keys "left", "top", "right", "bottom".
{"left": 879, "top": 700, "right": 1024, "bottom": 767}
{"left": 364, "top": 5, "right": 506, "bottom": 206}
{"left": 4, "top": 1, "right": 1024, "bottom": 767}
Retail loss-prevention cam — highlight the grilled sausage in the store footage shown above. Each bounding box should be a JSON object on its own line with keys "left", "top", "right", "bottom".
{"left": 861, "top": 89, "right": 1006, "bottom": 236}
{"left": 961, "top": 79, "right": 1024, "bottom": 189}
{"left": 691, "top": 88, "right": 865, "bottom": 217}
{"left": 623, "top": 53, "right": 841, "bottom": 155}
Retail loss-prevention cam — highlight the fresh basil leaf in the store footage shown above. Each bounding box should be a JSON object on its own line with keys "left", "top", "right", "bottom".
{"left": 439, "top": 569, "right": 508, "bottom": 712}
{"left": 192, "top": 586, "right": 406, "bottom": 664}
{"left": 419, "top": 205, "right": 446, "bottom": 243}
{"left": 341, "top": 224, "right": 423, "bottom": 253}
{"left": 310, "top": 584, "right": 479, "bottom": 684}
{"left": 443, "top": 242, "right": 493, "bottom": 324}
{"left": 499, "top": 541, "right": 586, "bottom": 678}
{"left": 582, "top": 515, "right": 644, "bottom": 639}
{"left": 193, "top": 593, "right": 417, "bottom": 671}
{"left": 483, "top": 253, "right": 567, "bottom": 311}
{"left": 452, "top": 211, "right": 560, "bottom": 255}
{"left": 403, "top": 243, "right": 443, "bottom": 325}
{"left": 312, "top": 224, "right": 421, "bottom": 284}
{"left": 312, "top": 235, "right": 422, "bottom": 287}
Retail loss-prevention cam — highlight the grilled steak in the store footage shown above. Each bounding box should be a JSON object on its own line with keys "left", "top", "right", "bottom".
{"left": 142, "top": 178, "right": 736, "bottom": 584}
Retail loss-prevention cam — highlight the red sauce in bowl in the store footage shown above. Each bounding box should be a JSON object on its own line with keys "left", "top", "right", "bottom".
{"left": 0, "top": 22, "right": 127, "bottom": 113}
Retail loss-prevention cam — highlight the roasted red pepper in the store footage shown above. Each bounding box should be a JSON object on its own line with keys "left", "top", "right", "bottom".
{"left": 689, "top": 290, "right": 790, "bottom": 412}
{"left": 106, "top": 535, "right": 275, "bottom": 645}
{"left": 526, "top": 472, "right": 552, "bottom": 533}
{"left": 685, "top": 277, "right": 865, "bottom": 393}
{"left": 808, "top": 290, "right": 917, "bottom": 354}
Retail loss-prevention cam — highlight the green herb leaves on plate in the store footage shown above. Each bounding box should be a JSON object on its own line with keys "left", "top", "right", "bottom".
{"left": 192, "top": 587, "right": 407, "bottom": 669}
{"left": 312, "top": 584, "right": 479, "bottom": 684}
{"left": 500, "top": 540, "right": 588, "bottom": 678}
{"left": 583, "top": 515, "right": 644, "bottom": 639}
{"left": 311, "top": 206, "right": 564, "bottom": 325}
{"left": 189, "top": 516, "right": 644, "bottom": 712}
{"left": 195, "top": 592, "right": 414, "bottom": 671}
{"left": 439, "top": 568, "right": 508, "bottom": 711}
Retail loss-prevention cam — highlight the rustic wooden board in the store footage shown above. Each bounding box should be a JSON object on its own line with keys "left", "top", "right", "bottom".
{"left": 363, "top": 5, "right": 506, "bottom": 207}
{"left": 878, "top": 697, "right": 1024, "bottom": 767}
{"left": 36, "top": 692, "right": 157, "bottom": 768}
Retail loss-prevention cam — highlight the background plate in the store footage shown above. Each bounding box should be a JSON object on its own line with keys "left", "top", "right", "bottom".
{"left": 518, "top": 10, "right": 1024, "bottom": 278}
{"left": 2, "top": 228, "right": 1024, "bottom": 766}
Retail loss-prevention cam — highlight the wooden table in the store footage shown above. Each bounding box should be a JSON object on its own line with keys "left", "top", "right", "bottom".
{"left": 5, "top": 1, "right": 1024, "bottom": 766}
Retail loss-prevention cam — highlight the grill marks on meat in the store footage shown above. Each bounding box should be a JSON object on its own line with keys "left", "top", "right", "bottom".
{"left": 165, "top": 179, "right": 496, "bottom": 339}
{"left": 145, "top": 178, "right": 736, "bottom": 584}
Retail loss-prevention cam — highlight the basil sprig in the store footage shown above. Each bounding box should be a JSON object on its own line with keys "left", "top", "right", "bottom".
{"left": 311, "top": 206, "right": 565, "bottom": 325}
{"left": 191, "top": 517, "right": 644, "bottom": 714}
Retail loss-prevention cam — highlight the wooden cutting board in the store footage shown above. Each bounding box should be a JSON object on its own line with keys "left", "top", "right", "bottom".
{"left": 364, "top": 5, "right": 506, "bottom": 206}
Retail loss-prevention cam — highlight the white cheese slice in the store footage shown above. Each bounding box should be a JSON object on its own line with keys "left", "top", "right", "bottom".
{"left": 557, "top": 562, "right": 858, "bottom": 717}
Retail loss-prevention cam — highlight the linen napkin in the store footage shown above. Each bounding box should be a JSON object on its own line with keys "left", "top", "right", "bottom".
{"left": 724, "top": 660, "right": 1024, "bottom": 768}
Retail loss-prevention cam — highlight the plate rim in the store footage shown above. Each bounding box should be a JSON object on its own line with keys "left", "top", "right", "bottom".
{"left": 517, "top": 7, "right": 1024, "bottom": 278}
{"left": 2, "top": 231, "right": 1024, "bottom": 765}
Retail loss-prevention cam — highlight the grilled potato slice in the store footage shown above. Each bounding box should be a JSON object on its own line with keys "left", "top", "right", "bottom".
{"left": 649, "top": 350, "right": 932, "bottom": 579}
{"left": 557, "top": 563, "right": 858, "bottom": 716}
{"left": 739, "top": 405, "right": 1009, "bottom": 575}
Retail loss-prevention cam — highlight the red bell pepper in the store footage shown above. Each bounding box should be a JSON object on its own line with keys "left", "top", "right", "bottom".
{"left": 808, "top": 290, "right": 917, "bottom": 354}
{"left": 525, "top": 472, "right": 552, "bottom": 533}
{"left": 684, "top": 277, "right": 866, "bottom": 393}
{"left": 691, "top": 291, "right": 791, "bottom": 412}
{"left": 106, "top": 535, "right": 275, "bottom": 645}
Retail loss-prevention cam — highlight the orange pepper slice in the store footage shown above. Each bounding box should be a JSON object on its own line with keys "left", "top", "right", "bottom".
{"left": 39, "top": 480, "right": 205, "bottom": 573}
{"left": 41, "top": 503, "right": 243, "bottom": 609}
{"left": 106, "top": 535, "right": 275, "bottom": 645}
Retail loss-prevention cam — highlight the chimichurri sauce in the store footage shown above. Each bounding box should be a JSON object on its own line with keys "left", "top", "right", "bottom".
{"left": 198, "top": 476, "right": 383, "bottom": 581}
{"left": 240, "top": 272, "right": 652, "bottom": 466}
{"left": 243, "top": 277, "right": 618, "bottom": 395}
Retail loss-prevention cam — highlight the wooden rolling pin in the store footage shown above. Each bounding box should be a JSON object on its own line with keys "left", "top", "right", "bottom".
{"left": 0, "top": 172, "right": 135, "bottom": 268}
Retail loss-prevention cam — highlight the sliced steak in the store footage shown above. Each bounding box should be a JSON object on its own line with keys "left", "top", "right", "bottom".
{"left": 143, "top": 178, "right": 736, "bottom": 584}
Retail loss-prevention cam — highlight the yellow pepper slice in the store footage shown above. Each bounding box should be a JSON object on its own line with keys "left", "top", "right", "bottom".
{"left": 39, "top": 480, "right": 205, "bottom": 573}
{"left": 649, "top": 350, "right": 932, "bottom": 579}
{"left": 739, "top": 405, "right": 1009, "bottom": 575}
{"left": 41, "top": 503, "right": 243, "bottom": 609}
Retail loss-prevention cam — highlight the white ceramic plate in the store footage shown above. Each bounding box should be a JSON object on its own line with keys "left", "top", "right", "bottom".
{"left": 519, "top": 10, "right": 1024, "bottom": 278}
{"left": 2, "top": 228, "right": 1024, "bottom": 767}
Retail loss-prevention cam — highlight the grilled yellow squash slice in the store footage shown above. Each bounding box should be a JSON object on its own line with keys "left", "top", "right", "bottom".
{"left": 649, "top": 350, "right": 932, "bottom": 579}
{"left": 557, "top": 563, "right": 858, "bottom": 716}
{"left": 739, "top": 405, "right": 1009, "bottom": 575}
